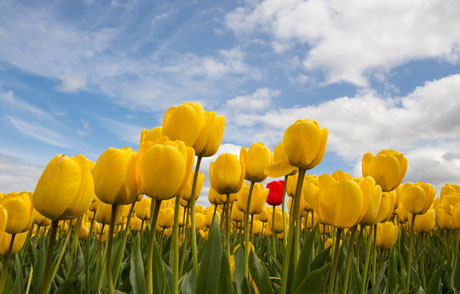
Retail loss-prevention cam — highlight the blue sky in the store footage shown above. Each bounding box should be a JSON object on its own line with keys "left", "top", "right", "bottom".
{"left": 1, "top": 0, "right": 460, "bottom": 206}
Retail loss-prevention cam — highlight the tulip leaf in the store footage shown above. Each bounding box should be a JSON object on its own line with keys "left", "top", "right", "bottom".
{"left": 292, "top": 224, "right": 318, "bottom": 292}
{"left": 130, "top": 233, "right": 146, "bottom": 294}
{"left": 248, "top": 248, "right": 273, "bottom": 294}
{"left": 195, "top": 215, "right": 222, "bottom": 294}
{"left": 162, "top": 260, "right": 173, "bottom": 294}
{"left": 310, "top": 246, "right": 331, "bottom": 272}
{"left": 453, "top": 255, "right": 460, "bottom": 290}
{"left": 293, "top": 263, "right": 330, "bottom": 294}
{"left": 349, "top": 253, "right": 361, "bottom": 293}
{"left": 427, "top": 264, "right": 444, "bottom": 294}
{"left": 369, "top": 263, "right": 387, "bottom": 294}
{"left": 152, "top": 239, "right": 169, "bottom": 294}
{"left": 234, "top": 245, "right": 246, "bottom": 294}
{"left": 388, "top": 246, "right": 398, "bottom": 292}
{"left": 218, "top": 252, "right": 234, "bottom": 294}
{"left": 180, "top": 270, "right": 194, "bottom": 294}
{"left": 14, "top": 255, "right": 24, "bottom": 294}
{"left": 32, "top": 235, "right": 47, "bottom": 294}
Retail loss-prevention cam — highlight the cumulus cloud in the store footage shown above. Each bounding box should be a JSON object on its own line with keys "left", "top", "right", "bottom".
{"left": 226, "top": 0, "right": 460, "bottom": 86}
{"left": 222, "top": 74, "right": 460, "bottom": 189}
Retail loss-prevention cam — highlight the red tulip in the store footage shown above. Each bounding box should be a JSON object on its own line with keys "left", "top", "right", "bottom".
{"left": 266, "top": 180, "right": 284, "bottom": 206}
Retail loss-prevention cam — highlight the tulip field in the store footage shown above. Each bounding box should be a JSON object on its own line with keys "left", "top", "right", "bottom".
{"left": 1, "top": 101, "right": 460, "bottom": 294}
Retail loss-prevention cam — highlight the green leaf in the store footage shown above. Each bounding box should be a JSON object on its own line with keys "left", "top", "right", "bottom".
{"left": 349, "top": 254, "right": 361, "bottom": 293}
{"left": 388, "top": 246, "right": 398, "bottom": 292}
{"left": 195, "top": 215, "right": 222, "bottom": 294}
{"left": 180, "top": 270, "right": 194, "bottom": 294}
{"left": 248, "top": 249, "right": 273, "bottom": 294}
{"left": 453, "top": 254, "right": 460, "bottom": 290}
{"left": 369, "top": 263, "right": 387, "bottom": 294}
{"left": 293, "top": 263, "right": 330, "bottom": 294}
{"left": 234, "top": 245, "right": 246, "bottom": 294}
{"left": 14, "top": 255, "right": 24, "bottom": 294}
{"left": 218, "top": 252, "right": 234, "bottom": 294}
{"left": 32, "top": 235, "right": 47, "bottom": 294}
{"left": 427, "top": 264, "right": 444, "bottom": 294}
{"left": 152, "top": 239, "right": 169, "bottom": 294}
{"left": 292, "top": 224, "right": 318, "bottom": 292}
{"left": 310, "top": 246, "right": 331, "bottom": 272}
{"left": 130, "top": 233, "right": 146, "bottom": 294}
{"left": 162, "top": 260, "right": 173, "bottom": 294}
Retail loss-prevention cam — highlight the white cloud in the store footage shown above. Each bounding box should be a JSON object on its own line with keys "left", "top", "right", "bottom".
{"left": 226, "top": 0, "right": 460, "bottom": 86}
{"left": 226, "top": 87, "right": 279, "bottom": 111}
{"left": 0, "top": 155, "right": 42, "bottom": 193}
{"left": 0, "top": 1, "right": 260, "bottom": 111}
{"left": 220, "top": 74, "right": 460, "bottom": 189}
{"left": 57, "top": 75, "right": 87, "bottom": 93}
{"left": 6, "top": 116, "right": 72, "bottom": 148}
{"left": 95, "top": 116, "right": 144, "bottom": 145}
{"left": 0, "top": 88, "right": 55, "bottom": 121}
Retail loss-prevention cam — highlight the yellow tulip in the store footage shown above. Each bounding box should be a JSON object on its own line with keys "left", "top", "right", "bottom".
{"left": 33, "top": 154, "right": 94, "bottom": 221}
{"left": 231, "top": 204, "right": 244, "bottom": 222}
{"left": 355, "top": 177, "right": 382, "bottom": 225}
{"left": 317, "top": 173, "right": 363, "bottom": 228}
{"left": 240, "top": 143, "right": 273, "bottom": 182}
{"left": 0, "top": 207, "right": 6, "bottom": 241}
{"left": 286, "top": 174, "right": 298, "bottom": 197}
{"left": 256, "top": 206, "right": 269, "bottom": 222}
{"left": 452, "top": 203, "right": 460, "bottom": 228}
{"left": 237, "top": 183, "right": 269, "bottom": 214}
{"left": 264, "top": 142, "right": 298, "bottom": 178}
{"left": 194, "top": 112, "right": 226, "bottom": 157}
{"left": 282, "top": 119, "right": 328, "bottom": 170}
{"left": 208, "top": 186, "right": 226, "bottom": 205}
{"left": 303, "top": 175, "right": 319, "bottom": 214}
{"left": 0, "top": 231, "right": 28, "bottom": 255}
{"left": 440, "top": 183, "right": 460, "bottom": 198}
{"left": 162, "top": 102, "right": 206, "bottom": 147}
{"left": 79, "top": 222, "right": 90, "bottom": 240}
{"left": 0, "top": 192, "right": 34, "bottom": 234}
{"left": 33, "top": 209, "right": 51, "bottom": 226}
{"left": 94, "top": 201, "right": 124, "bottom": 225}
{"left": 374, "top": 192, "right": 395, "bottom": 223}
{"left": 268, "top": 207, "right": 284, "bottom": 233}
{"left": 93, "top": 147, "right": 138, "bottom": 205}
{"left": 134, "top": 197, "right": 151, "bottom": 221}
{"left": 412, "top": 209, "right": 436, "bottom": 233}
{"left": 210, "top": 153, "right": 245, "bottom": 195}
{"left": 375, "top": 222, "right": 398, "bottom": 249}
{"left": 180, "top": 171, "right": 204, "bottom": 201}
{"left": 205, "top": 207, "right": 220, "bottom": 227}
{"left": 158, "top": 208, "right": 174, "bottom": 229}
{"left": 130, "top": 216, "right": 143, "bottom": 231}
{"left": 137, "top": 137, "right": 195, "bottom": 200}
{"left": 437, "top": 207, "right": 454, "bottom": 229}
{"left": 140, "top": 127, "right": 163, "bottom": 144}
{"left": 400, "top": 182, "right": 435, "bottom": 215}
{"left": 362, "top": 149, "right": 407, "bottom": 192}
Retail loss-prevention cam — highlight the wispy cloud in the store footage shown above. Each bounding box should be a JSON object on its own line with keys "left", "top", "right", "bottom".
{"left": 0, "top": 154, "right": 42, "bottom": 193}
{"left": 6, "top": 116, "right": 71, "bottom": 148}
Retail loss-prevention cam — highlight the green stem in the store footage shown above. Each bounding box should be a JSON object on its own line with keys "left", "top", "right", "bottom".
{"left": 282, "top": 175, "right": 288, "bottom": 249}
{"left": 342, "top": 226, "right": 357, "bottom": 294}
{"left": 66, "top": 216, "right": 83, "bottom": 280}
{"left": 146, "top": 199, "right": 161, "bottom": 294}
{"left": 41, "top": 220, "right": 58, "bottom": 294}
{"left": 371, "top": 224, "right": 377, "bottom": 286}
{"left": 244, "top": 181, "right": 256, "bottom": 280}
{"left": 271, "top": 205, "right": 277, "bottom": 261}
{"left": 360, "top": 225, "right": 374, "bottom": 294}
{"left": 225, "top": 194, "right": 231, "bottom": 265}
{"left": 105, "top": 205, "right": 119, "bottom": 294}
{"left": 420, "top": 233, "right": 426, "bottom": 290}
{"left": 280, "top": 168, "right": 306, "bottom": 294}
{"left": 211, "top": 204, "right": 218, "bottom": 227}
{"left": 179, "top": 205, "right": 190, "bottom": 276}
{"left": 189, "top": 156, "right": 202, "bottom": 285}
{"left": 114, "top": 201, "right": 136, "bottom": 287}
{"left": 0, "top": 233, "right": 16, "bottom": 293}
{"left": 173, "top": 195, "right": 181, "bottom": 294}
{"left": 328, "top": 228, "right": 343, "bottom": 294}
{"left": 406, "top": 214, "right": 416, "bottom": 291}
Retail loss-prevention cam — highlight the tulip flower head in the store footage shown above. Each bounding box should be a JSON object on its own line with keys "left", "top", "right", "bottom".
{"left": 240, "top": 142, "right": 273, "bottom": 183}
{"left": 400, "top": 182, "right": 435, "bottom": 215}
{"left": 266, "top": 180, "right": 284, "bottom": 206}
{"left": 362, "top": 149, "right": 407, "bottom": 192}
{"left": 375, "top": 222, "right": 399, "bottom": 249}
{"left": 93, "top": 147, "right": 139, "bottom": 205}
{"left": 0, "top": 192, "right": 34, "bottom": 234}
{"left": 136, "top": 137, "right": 195, "bottom": 201}
{"left": 210, "top": 153, "right": 245, "bottom": 195}
{"left": 33, "top": 154, "right": 94, "bottom": 221}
